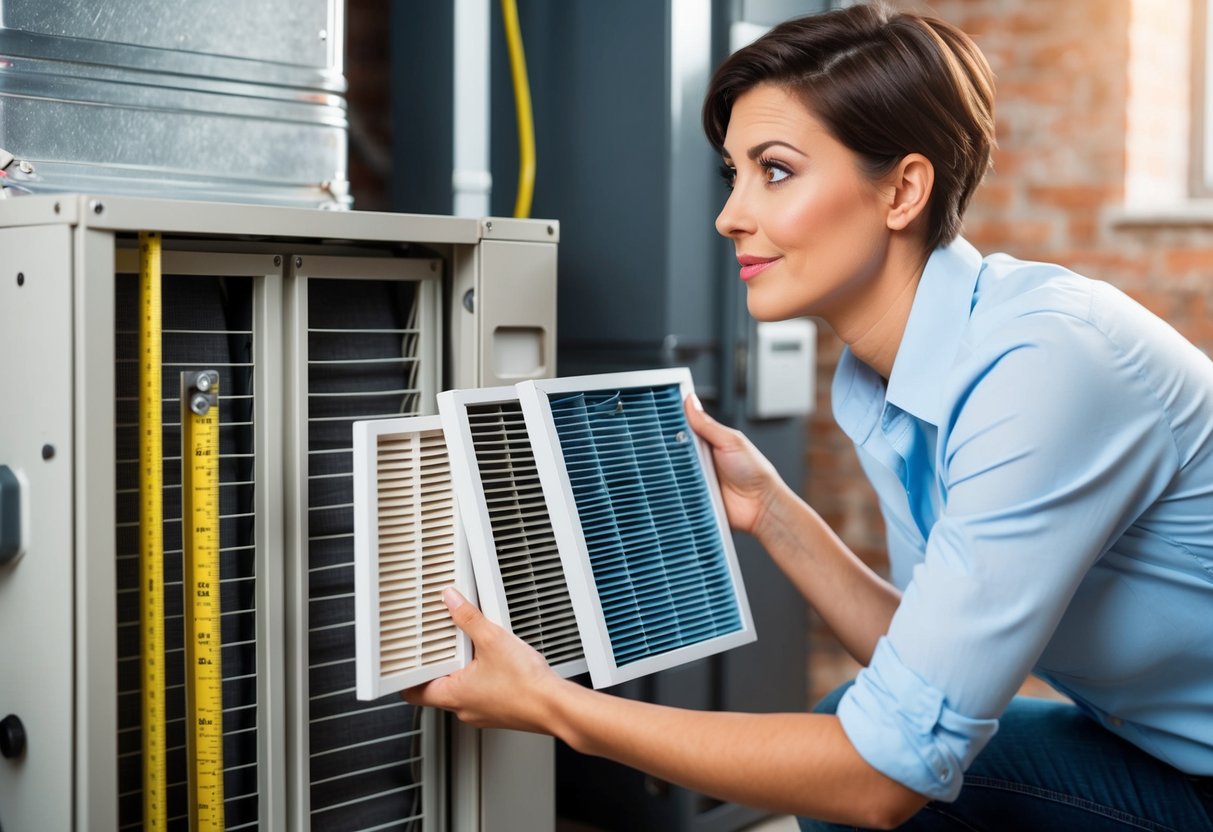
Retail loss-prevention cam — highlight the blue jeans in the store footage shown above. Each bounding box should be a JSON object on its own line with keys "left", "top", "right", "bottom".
{"left": 800, "top": 682, "right": 1213, "bottom": 832}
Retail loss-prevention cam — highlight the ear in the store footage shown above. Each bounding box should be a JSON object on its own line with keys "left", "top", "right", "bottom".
{"left": 884, "top": 153, "right": 934, "bottom": 233}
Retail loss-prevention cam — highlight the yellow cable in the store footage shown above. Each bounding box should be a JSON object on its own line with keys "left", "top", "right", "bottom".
{"left": 501, "top": 0, "right": 535, "bottom": 218}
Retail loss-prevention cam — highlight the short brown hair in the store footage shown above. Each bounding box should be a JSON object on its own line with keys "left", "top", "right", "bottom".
{"left": 703, "top": 2, "right": 995, "bottom": 252}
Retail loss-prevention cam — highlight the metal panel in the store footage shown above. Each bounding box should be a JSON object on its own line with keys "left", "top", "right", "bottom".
{"left": 3, "top": 0, "right": 338, "bottom": 68}
{"left": 74, "top": 227, "right": 121, "bottom": 831}
{"left": 0, "top": 224, "right": 76, "bottom": 831}
{"left": 0, "top": 0, "right": 346, "bottom": 207}
{"left": 477, "top": 240, "right": 557, "bottom": 385}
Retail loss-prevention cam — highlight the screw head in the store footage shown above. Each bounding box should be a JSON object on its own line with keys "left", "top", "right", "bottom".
{"left": 295, "top": 257, "right": 303, "bottom": 269}
{"left": 41, "top": 444, "right": 54, "bottom": 461}
{"left": 547, "top": 225, "right": 554, "bottom": 235}
{"left": 91, "top": 201, "right": 104, "bottom": 215}
{"left": 485, "top": 221, "right": 493, "bottom": 232}
{"left": 273, "top": 255, "right": 282, "bottom": 267}
{"left": 16, "top": 272, "right": 24, "bottom": 287}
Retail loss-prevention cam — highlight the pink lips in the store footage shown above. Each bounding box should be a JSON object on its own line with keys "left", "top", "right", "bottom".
{"left": 737, "top": 254, "right": 781, "bottom": 281}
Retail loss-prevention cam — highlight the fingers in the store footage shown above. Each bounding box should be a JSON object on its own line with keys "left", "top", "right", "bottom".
{"left": 684, "top": 394, "right": 737, "bottom": 448}
{"left": 442, "top": 586, "right": 491, "bottom": 640}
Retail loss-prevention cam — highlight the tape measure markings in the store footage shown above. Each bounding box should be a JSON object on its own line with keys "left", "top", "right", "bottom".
{"left": 138, "top": 231, "right": 167, "bottom": 832}
{"left": 182, "top": 369, "right": 226, "bottom": 832}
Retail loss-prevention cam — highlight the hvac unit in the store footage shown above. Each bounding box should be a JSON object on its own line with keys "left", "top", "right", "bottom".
{"left": 0, "top": 194, "right": 557, "bottom": 832}
{"left": 350, "top": 369, "right": 754, "bottom": 694}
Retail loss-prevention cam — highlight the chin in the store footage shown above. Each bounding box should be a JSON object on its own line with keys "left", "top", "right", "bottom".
{"left": 746, "top": 292, "right": 808, "bottom": 323}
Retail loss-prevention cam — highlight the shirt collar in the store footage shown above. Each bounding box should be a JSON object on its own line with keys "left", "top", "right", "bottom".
{"left": 832, "top": 238, "right": 983, "bottom": 442}
{"left": 883, "top": 237, "right": 984, "bottom": 427}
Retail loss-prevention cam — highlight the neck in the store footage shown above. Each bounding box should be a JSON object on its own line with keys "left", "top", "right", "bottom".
{"left": 830, "top": 236, "right": 930, "bottom": 380}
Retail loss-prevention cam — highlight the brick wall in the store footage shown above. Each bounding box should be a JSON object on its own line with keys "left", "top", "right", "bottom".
{"left": 806, "top": 0, "right": 1213, "bottom": 702}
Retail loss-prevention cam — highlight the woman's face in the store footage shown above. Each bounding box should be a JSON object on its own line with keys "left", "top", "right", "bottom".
{"left": 716, "top": 83, "right": 895, "bottom": 324}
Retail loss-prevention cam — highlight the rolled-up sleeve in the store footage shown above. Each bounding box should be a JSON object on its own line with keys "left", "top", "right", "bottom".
{"left": 837, "top": 638, "right": 997, "bottom": 801}
{"left": 836, "top": 304, "right": 1181, "bottom": 801}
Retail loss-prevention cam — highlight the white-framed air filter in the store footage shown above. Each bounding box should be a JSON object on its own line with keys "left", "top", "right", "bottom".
{"left": 352, "top": 415, "right": 474, "bottom": 700}
{"left": 516, "top": 368, "right": 756, "bottom": 688}
{"left": 438, "top": 387, "right": 588, "bottom": 679}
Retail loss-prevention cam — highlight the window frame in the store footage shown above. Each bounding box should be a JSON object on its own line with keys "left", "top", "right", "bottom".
{"left": 1192, "top": 0, "right": 1213, "bottom": 197}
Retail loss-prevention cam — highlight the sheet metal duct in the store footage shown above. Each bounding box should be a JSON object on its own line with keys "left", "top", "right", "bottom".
{"left": 0, "top": 0, "right": 350, "bottom": 208}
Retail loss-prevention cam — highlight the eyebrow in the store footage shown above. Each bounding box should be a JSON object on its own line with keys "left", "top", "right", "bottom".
{"left": 747, "top": 140, "right": 805, "bottom": 160}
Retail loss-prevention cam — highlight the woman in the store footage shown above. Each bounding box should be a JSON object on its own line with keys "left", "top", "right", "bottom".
{"left": 406, "top": 3, "right": 1213, "bottom": 828}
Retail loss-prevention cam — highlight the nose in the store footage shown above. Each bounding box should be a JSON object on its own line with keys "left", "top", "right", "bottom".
{"left": 715, "top": 184, "right": 752, "bottom": 240}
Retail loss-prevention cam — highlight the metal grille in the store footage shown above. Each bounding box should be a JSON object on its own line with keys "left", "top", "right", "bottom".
{"left": 375, "top": 429, "right": 459, "bottom": 679}
{"left": 465, "top": 401, "right": 582, "bottom": 667}
{"left": 306, "top": 277, "right": 428, "bottom": 831}
{"left": 548, "top": 384, "right": 741, "bottom": 667}
{"left": 115, "top": 271, "right": 259, "bottom": 830}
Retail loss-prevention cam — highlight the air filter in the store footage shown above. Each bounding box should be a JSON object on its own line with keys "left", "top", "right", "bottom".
{"left": 439, "top": 387, "right": 588, "bottom": 679}
{"left": 352, "top": 415, "right": 473, "bottom": 700}
{"left": 517, "top": 368, "right": 756, "bottom": 688}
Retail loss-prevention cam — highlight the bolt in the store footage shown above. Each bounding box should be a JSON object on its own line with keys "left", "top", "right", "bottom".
{"left": 41, "top": 444, "right": 54, "bottom": 461}
{"left": 190, "top": 393, "right": 211, "bottom": 416}
{"left": 196, "top": 373, "right": 212, "bottom": 393}
{"left": 273, "top": 255, "right": 282, "bottom": 267}
{"left": 16, "top": 272, "right": 24, "bottom": 287}
{"left": 485, "top": 221, "right": 493, "bottom": 232}
{"left": 547, "top": 225, "right": 554, "bottom": 235}
{"left": 319, "top": 28, "right": 328, "bottom": 40}
{"left": 295, "top": 256, "right": 303, "bottom": 269}
{"left": 53, "top": 202, "right": 60, "bottom": 214}
{"left": 675, "top": 430, "right": 688, "bottom": 443}
{"left": 91, "top": 201, "right": 104, "bottom": 215}
{"left": 18, "top": 160, "right": 32, "bottom": 174}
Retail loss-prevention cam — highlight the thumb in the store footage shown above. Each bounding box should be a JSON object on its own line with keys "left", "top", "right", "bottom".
{"left": 442, "top": 587, "right": 490, "bottom": 639}
{"left": 683, "top": 394, "right": 735, "bottom": 448}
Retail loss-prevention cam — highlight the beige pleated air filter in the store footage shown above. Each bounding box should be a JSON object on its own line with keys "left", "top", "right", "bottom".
{"left": 353, "top": 415, "right": 472, "bottom": 700}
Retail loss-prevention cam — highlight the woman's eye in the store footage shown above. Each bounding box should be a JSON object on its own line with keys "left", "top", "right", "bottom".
{"left": 763, "top": 163, "right": 791, "bottom": 184}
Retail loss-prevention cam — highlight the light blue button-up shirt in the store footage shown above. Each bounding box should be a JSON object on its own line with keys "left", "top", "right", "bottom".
{"left": 831, "top": 238, "right": 1213, "bottom": 801}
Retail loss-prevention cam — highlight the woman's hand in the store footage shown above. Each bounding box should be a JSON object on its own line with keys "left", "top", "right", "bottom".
{"left": 402, "top": 588, "right": 568, "bottom": 734}
{"left": 684, "top": 395, "right": 786, "bottom": 537}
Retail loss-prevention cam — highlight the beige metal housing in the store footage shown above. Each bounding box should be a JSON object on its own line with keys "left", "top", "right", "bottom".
{"left": 0, "top": 194, "right": 558, "bottom": 831}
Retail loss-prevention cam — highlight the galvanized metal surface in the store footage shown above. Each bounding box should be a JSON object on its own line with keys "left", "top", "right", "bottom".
{"left": 3, "top": 0, "right": 339, "bottom": 69}
{"left": 0, "top": 0, "right": 349, "bottom": 208}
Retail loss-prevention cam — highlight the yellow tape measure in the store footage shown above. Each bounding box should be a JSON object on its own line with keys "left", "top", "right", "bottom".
{"left": 138, "top": 231, "right": 167, "bottom": 831}
{"left": 181, "top": 370, "right": 225, "bottom": 831}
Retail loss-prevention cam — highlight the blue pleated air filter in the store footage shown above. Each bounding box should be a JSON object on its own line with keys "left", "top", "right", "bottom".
{"left": 517, "top": 368, "right": 755, "bottom": 688}
{"left": 439, "top": 387, "right": 588, "bottom": 679}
